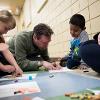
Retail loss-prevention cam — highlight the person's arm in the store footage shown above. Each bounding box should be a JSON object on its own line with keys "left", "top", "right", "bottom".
{"left": 41, "top": 49, "right": 61, "bottom": 70}
{"left": 0, "top": 43, "right": 23, "bottom": 75}
{"left": 0, "top": 43, "right": 15, "bottom": 73}
{"left": 2, "top": 47, "right": 19, "bottom": 67}
{"left": 0, "top": 62, "right": 15, "bottom": 73}
{"left": 0, "top": 43, "right": 8, "bottom": 51}
{"left": 0, "top": 43, "right": 15, "bottom": 65}
{"left": 80, "top": 32, "right": 89, "bottom": 43}
{"left": 2, "top": 47, "right": 23, "bottom": 76}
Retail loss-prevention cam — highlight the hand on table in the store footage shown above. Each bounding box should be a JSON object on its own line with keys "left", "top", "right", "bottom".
{"left": 42, "top": 61, "right": 61, "bottom": 70}
{"left": 52, "top": 61, "right": 62, "bottom": 70}
{"left": 14, "top": 67, "right": 23, "bottom": 77}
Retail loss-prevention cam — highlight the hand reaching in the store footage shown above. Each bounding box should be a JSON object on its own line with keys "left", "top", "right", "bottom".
{"left": 14, "top": 67, "right": 23, "bottom": 77}
{"left": 52, "top": 62, "right": 62, "bottom": 70}
{"left": 42, "top": 61, "right": 62, "bottom": 70}
{"left": 42, "top": 61, "right": 56, "bottom": 70}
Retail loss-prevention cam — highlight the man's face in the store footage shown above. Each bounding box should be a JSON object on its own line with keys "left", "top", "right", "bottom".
{"left": 70, "top": 24, "right": 82, "bottom": 38}
{"left": 34, "top": 35, "right": 51, "bottom": 50}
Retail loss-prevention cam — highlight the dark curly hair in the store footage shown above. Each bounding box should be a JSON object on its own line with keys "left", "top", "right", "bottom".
{"left": 33, "top": 23, "right": 54, "bottom": 37}
{"left": 93, "top": 32, "right": 100, "bottom": 41}
{"left": 69, "top": 14, "right": 86, "bottom": 30}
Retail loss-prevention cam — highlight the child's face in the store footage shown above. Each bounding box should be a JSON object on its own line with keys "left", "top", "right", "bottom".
{"left": 70, "top": 24, "right": 82, "bottom": 38}
{"left": 0, "top": 21, "right": 11, "bottom": 35}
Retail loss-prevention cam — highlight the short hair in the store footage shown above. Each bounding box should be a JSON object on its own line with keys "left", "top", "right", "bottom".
{"left": 69, "top": 14, "right": 85, "bottom": 30}
{"left": 33, "top": 23, "right": 54, "bottom": 37}
{"left": 0, "top": 10, "right": 16, "bottom": 29}
{"left": 93, "top": 32, "right": 100, "bottom": 41}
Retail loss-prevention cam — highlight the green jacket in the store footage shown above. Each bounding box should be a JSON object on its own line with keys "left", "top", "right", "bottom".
{"left": 8, "top": 31, "right": 50, "bottom": 71}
